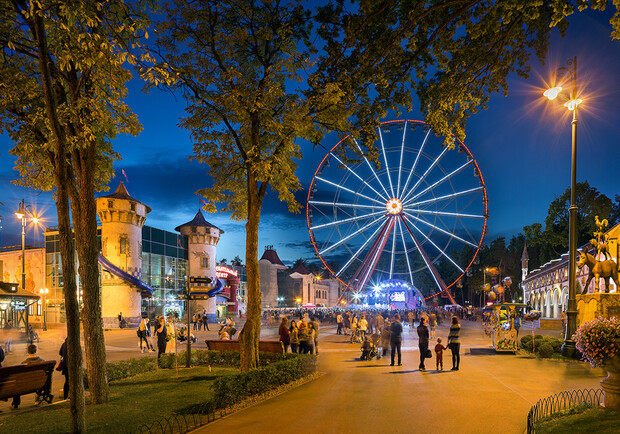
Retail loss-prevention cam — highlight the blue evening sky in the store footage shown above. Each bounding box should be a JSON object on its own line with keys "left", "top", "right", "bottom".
{"left": 1, "top": 8, "right": 619, "bottom": 266}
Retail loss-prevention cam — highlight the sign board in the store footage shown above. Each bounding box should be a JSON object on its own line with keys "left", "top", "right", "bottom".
{"left": 10, "top": 300, "right": 27, "bottom": 311}
{"left": 216, "top": 265, "right": 238, "bottom": 278}
{"left": 389, "top": 291, "right": 406, "bottom": 302}
{"left": 188, "top": 277, "right": 212, "bottom": 284}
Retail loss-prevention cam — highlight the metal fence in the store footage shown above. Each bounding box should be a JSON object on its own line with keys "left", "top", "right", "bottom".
{"left": 135, "top": 401, "right": 228, "bottom": 434}
{"left": 526, "top": 388, "right": 603, "bottom": 433}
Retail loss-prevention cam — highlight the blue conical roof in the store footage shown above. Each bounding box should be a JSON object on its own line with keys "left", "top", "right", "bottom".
{"left": 175, "top": 209, "right": 223, "bottom": 233}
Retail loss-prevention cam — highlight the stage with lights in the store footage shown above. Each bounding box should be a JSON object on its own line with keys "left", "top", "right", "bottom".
{"left": 368, "top": 279, "right": 424, "bottom": 310}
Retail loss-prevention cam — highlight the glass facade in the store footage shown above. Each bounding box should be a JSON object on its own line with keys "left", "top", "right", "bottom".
{"left": 44, "top": 225, "right": 188, "bottom": 320}
{"left": 141, "top": 226, "right": 188, "bottom": 302}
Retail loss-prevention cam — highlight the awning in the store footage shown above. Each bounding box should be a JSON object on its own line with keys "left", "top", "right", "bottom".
{"left": 0, "top": 283, "right": 40, "bottom": 299}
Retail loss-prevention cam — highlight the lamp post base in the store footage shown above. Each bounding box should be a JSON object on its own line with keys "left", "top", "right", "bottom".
{"left": 561, "top": 340, "right": 578, "bottom": 359}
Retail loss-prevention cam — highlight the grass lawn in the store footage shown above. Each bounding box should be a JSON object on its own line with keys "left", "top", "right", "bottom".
{"left": 0, "top": 365, "right": 238, "bottom": 433}
{"left": 535, "top": 407, "right": 620, "bottom": 433}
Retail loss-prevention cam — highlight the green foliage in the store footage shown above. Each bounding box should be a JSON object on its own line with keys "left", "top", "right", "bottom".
{"left": 212, "top": 354, "right": 317, "bottom": 409}
{"left": 538, "top": 342, "right": 555, "bottom": 358}
{"left": 535, "top": 334, "right": 543, "bottom": 340}
{"left": 521, "top": 335, "right": 533, "bottom": 344}
{"left": 521, "top": 339, "right": 534, "bottom": 352}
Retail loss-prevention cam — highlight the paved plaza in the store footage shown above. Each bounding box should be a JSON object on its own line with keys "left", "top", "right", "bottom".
{"left": 1, "top": 319, "right": 606, "bottom": 433}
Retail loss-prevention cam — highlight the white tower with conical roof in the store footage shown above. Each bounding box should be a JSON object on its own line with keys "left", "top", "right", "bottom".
{"left": 96, "top": 182, "right": 150, "bottom": 327}
{"left": 175, "top": 210, "right": 223, "bottom": 320}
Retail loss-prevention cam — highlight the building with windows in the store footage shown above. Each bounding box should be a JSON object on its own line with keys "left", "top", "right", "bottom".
{"left": 0, "top": 183, "right": 239, "bottom": 328}
{"left": 259, "top": 246, "right": 342, "bottom": 308}
{"left": 523, "top": 223, "right": 619, "bottom": 322}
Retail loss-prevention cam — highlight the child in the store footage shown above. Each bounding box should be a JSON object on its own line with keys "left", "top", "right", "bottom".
{"left": 360, "top": 336, "right": 373, "bottom": 360}
{"left": 434, "top": 337, "right": 447, "bottom": 371}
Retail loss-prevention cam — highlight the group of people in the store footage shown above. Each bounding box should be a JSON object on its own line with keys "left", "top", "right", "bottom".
{"left": 334, "top": 310, "right": 461, "bottom": 372}
{"left": 278, "top": 314, "right": 320, "bottom": 354}
{"left": 191, "top": 312, "right": 210, "bottom": 331}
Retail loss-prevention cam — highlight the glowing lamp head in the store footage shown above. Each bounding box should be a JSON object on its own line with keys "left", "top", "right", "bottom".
{"left": 386, "top": 198, "right": 402, "bottom": 215}
{"left": 564, "top": 98, "right": 582, "bottom": 111}
{"left": 543, "top": 86, "right": 562, "bottom": 100}
{"left": 32, "top": 217, "right": 39, "bottom": 224}
{"left": 15, "top": 212, "right": 24, "bottom": 220}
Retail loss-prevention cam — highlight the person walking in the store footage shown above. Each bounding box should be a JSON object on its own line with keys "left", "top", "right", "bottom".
{"left": 358, "top": 315, "right": 368, "bottom": 340}
{"left": 376, "top": 312, "right": 384, "bottom": 333}
{"left": 381, "top": 319, "right": 391, "bottom": 357}
{"left": 344, "top": 313, "right": 351, "bottom": 336}
{"left": 138, "top": 317, "right": 154, "bottom": 352}
{"left": 390, "top": 314, "right": 403, "bottom": 366}
{"left": 202, "top": 312, "right": 210, "bottom": 331}
{"left": 417, "top": 317, "right": 429, "bottom": 372}
{"left": 192, "top": 314, "right": 198, "bottom": 331}
{"left": 155, "top": 317, "right": 168, "bottom": 361}
{"left": 279, "top": 317, "right": 291, "bottom": 353}
{"left": 448, "top": 316, "right": 461, "bottom": 371}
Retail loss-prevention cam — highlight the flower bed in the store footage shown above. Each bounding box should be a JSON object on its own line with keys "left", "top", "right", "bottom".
{"left": 573, "top": 316, "right": 620, "bottom": 368}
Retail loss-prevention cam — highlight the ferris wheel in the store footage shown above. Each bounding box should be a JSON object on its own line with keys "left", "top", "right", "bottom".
{"left": 306, "top": 120, "right": 488, "bottom": 305}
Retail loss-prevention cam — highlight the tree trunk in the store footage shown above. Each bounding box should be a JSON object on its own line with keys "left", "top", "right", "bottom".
{"left": 31, "top": 5, "right": 85, "bottom": 430}
{"left": 70, "top": 161, "right": 109, "bottom": 404}
{"left": 239, "top": 176, "right": 263, "bottom": 371}
{"left": 54, "top": 160, "right": 86, "bottom": 432}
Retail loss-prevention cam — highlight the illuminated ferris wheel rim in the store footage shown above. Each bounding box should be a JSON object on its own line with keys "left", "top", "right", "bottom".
{"left": 306, "top": 119, "right": 488, "bottom": 300}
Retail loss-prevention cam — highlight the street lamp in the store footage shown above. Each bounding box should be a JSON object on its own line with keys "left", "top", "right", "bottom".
{"left": 543, "top": 56, "right": 581, "bottom": 358}
{"left": 15, "top": 199, "right": 39, "bottom": 290}
{"left": 39, "top": 288, "right": 49, "bottom": 331}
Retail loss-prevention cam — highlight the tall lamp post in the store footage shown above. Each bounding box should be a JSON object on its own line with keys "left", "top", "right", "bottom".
{"left": 543, "top": 56, "right": 582, "bottom": 358}
{"left": 15, "top": 199, "right": 39, "bottom": 290}
{"left": 39, "top": 288, "right": 49, "bottom": 331}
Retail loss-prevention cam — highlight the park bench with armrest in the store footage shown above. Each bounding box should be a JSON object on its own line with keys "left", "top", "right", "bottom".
{"left": 0, "top": 360, "right": 55, "bottom": 402}
{"left": 205, "top": 340, "right": 284, "bottom": 353}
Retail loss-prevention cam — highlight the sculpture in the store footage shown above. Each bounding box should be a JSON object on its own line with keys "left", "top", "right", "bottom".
{"left": 578, "top": 248, "right": 620, "bottom": 294}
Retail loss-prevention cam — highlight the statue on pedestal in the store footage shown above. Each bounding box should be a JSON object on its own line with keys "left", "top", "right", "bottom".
{"left": 578, "top": 216, "right": 619, "bottom": 294}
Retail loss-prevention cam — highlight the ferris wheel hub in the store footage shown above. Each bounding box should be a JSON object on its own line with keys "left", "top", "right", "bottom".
{"left": 386, "top": 198, "right": 403, "bottom": 215}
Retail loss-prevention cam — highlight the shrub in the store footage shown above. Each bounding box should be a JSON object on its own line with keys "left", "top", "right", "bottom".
{"left": 212, "top": 354, "right": 317, "bottom": 409}
{"left": 521, "top": 339, "right": 533, "bottom": 352}
{"left": 538, "top": 342, "right": 554, "bottom": 358}
{"left": 534, "top": 338, "right": 544, "bottom": 352}
{"left": 550, "top": 338, "right": 563, "bottom": 353}
{"left": 521, "top": 335, "right": 533, "bottom": 344}
{"left": 534, "top": 334, "right": 543, "bottom": 340}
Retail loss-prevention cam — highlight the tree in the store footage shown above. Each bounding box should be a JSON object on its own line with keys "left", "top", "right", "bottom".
{"left": 154, "top": 0, "right": 603, "bottom": 370}
{"left": 0, "top": 0, "right": 167, "bottom": 416}
{"left": 524, "top": 182, "right": 614, "bottom": 264}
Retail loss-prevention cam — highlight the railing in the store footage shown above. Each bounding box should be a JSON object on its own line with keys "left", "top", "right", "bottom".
{"left": 135, "top": 401, "right": 226, "bottom": 433}
{"left": 526, "top": 388, "right": 603, "bottom": 433}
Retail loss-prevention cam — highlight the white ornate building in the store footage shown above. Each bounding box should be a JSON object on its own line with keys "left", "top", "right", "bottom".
{"left": 523, "top": 222, "right": 619, "bottom": 319}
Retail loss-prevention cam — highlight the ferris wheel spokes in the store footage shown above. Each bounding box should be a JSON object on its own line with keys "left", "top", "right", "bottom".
{"left": 397, "top": 218, "right": 416, "bottom": 285}
{"left": 378, "top": 128, "right": 396, "bottom": 198}
{"left": 335, "top": 222, "right": 388, "bottom": 278}
{"left": 328, "top": 153, "right": 389, "bottom": 202}
{"left": 405, "top": 208, "right": 486, "bottom": 220}
{"left": 318, "top": 215, "right": 385, "bottom": 256}
{"left": 350, "top": 217, "right": 395, "bottom": 292}
{"left": 352, "top": 138, "right": 392, "bottom": 199}
{"left": 308, "top": 200, "right": 383, "bottom": 211}
{"left": 402, "top": 146, "right": 450, "bottom": 204}
{"left": 399, "top": 129, "right": 431, "bottom": 199}
{"left": 309, "top": 209, "right": 386, "bottom": 231}
{"left": 403, "top": 211, "right": 480, "bottom": 249}
{"left": 409, "top": 186, "right": 485, "bottom": 208}
{"left": 404, "top": 216, "right": 465, "bottom": 273}
{"left": 396, "top": 121, "right": 408, "bottom": 199}
{"left": 314, "top": 176, "right": 386, "bottom": 206}
{"left": 403, "top": 160, "right": 474, "bottom": 207}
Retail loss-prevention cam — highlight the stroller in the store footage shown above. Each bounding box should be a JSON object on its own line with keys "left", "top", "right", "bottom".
{"left": 360, "top": 335, "right": 378, "bottom": 360}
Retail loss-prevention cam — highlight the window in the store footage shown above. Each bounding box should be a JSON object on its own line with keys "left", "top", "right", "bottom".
{"left": 37, "top": 300, "right": 42, "bottom": 316}
{"left": 201, "top": 255, "right": 210, "bottom": 269}
{"left": 130, "top": 202, "right": 136, "bottom": 211}
{"left": 191, "top": 227, "right": 197, "bottom": 233}
{"left": 120, "top": 236, "right": 128, "bottom": 255}
{"left": 108, "top": 200, "right": 114, "bottom": 208}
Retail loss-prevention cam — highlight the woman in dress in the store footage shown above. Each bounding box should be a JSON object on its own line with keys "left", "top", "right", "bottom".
{"left": 155, "top": 317, "right": 168, "bottom": 361}
{"left": 289, "top": 320, "right": 300, "bottom": 353}
{"left": 279, "top": 316, "right": 290, "bottom": 353}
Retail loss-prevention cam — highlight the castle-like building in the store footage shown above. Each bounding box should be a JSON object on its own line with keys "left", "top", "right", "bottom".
{"left": 0, "top": 183, "right": 340, "bottom": 328}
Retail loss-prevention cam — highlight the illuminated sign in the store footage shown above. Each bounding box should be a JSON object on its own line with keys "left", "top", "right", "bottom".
{"left": 216, "top": 265, "right": 239, "bottom": 279}
{"left": 389, "top": 291, "right": 406, "bottom": 302}
{"left": 10, "top": 300, "right": 27, "bottom": 311}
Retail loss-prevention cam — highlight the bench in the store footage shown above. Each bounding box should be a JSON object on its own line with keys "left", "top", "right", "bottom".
{"left": 205, "top": 340, "right": 284, "bottom": 353}
{"left": 0, "top": 360, "right": 56, "bottom": 401}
